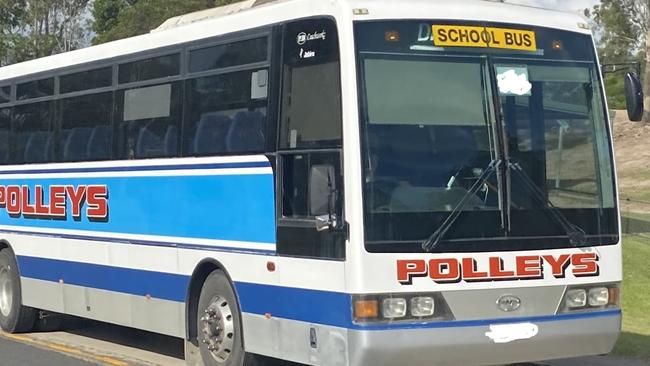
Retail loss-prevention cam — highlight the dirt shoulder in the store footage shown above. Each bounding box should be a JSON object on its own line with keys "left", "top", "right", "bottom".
{"left": 612, "top": 111, "right": 650, "bottom": 213}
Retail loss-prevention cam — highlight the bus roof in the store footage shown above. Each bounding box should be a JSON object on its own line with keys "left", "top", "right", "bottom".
{"left": 0, "top": 0, "right": 589, "bottom": 83}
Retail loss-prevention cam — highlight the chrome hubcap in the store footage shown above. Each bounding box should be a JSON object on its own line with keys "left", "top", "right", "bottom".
{"left": 201, "top": 296, "right": 235, "bottom": 363}
{"left": 0, "top": 265, "right": 13, "bottom": 317}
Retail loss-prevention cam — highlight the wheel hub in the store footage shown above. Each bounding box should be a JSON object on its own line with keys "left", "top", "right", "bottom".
{"left": 0, "top": 265, "right": 13, "bottom": 317}
{"left": 201, "top": 296, "right": 235, "bottom": 363}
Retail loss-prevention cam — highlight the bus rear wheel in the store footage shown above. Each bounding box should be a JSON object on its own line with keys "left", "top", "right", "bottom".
{"left": 0, "top": 248, "right": 37, "bottom": 333}
{"left": 197, "top": 270, "right": 257, "bottom": 366}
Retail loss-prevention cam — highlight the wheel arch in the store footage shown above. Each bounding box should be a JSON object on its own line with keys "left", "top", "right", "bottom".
{"left": 0, "top": 239, "right": 12, "bottom": 253}
{"left": 185, "top": 258, "right": 242, "bottom": 343}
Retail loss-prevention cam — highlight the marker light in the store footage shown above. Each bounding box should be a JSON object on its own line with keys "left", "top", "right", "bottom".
{"left": 588, "top": 287, "right": 609, "bottom": 307}
{"left": 382, "top": 298, "right": 407, "bottom": 318}
{"left": 608, "top": 287, "right": 620, "bottom": 306}
{"left": 565, "top": 289, "right": 587, "bottom": 308}
{"left": 411, "top": 297, "right": 435, "bottom": 317}
{"left": 552, "top": 41, "right": 563, "bottom": 51}
{"left": 354, "top": 300, "right": 379, "bottom": 320}
{"left": 385, "top": 31, "right": 400, "bottom": 42}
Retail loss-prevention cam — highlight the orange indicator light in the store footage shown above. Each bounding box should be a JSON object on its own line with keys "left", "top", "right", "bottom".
{"left": 354, "top": 300, "right": 379, "bottom": 319}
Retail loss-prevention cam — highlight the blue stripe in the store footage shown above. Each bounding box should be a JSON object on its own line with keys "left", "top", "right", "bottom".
{"left": 235, "top": 282, "right": 353, "bottom": 327}
{"left": 17, "top": 256, "right": 190, "bottom": 303}
{"left": 350, "top": 309, "right": 622, "bottom": 331}
{"left": 0, "top": 161, "right": 270, "bottom": 175}
{"left": 0, "top": 228, "right": 276, "bottom": 255}
{"left": 16, "top": 256, "right": 621, "bottom": 331}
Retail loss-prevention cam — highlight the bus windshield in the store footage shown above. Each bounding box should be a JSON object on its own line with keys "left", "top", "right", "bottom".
{"left": 355, "top": 21, "right": 618, "bottom": 253}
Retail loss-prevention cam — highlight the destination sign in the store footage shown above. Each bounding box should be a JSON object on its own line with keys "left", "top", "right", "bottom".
{"left": 430, "top": 25, "right": 537, "bottom": 52}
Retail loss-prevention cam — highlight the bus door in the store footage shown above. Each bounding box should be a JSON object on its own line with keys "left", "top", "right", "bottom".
{"left": 276, "top": 18, "right": 346, "bottom": 260}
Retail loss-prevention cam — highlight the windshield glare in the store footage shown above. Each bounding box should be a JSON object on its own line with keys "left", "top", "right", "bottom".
{"left": 356, "top": 21, "right": 619, "bottom": 253}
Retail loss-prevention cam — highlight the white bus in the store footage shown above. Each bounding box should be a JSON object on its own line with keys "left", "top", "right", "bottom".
{"left": 0, "top": 0, "right": 636, "bottom": 365}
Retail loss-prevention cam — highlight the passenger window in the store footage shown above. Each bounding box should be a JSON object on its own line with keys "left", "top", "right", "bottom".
{"left": 185, "top": 69, "right": 268, "bottom": 156}
{"left": 119, "top": 54, "right": 180, "bottom": 84}
{"left": 279, "top": 18, "right": 342, "bottom": 150}
{"left": 11, "top": 102, "right": 53, "bottom": 164}
{"left": 58, "top": 92, "right": 114, "bottom": 162}
{"left": 0, "top": 108, "right": 10, "bottom": 164}
{"left": 116, "top": 82, "right": 181, "bottom": 159}
{"left": 61, "top": 67, "right": 113, "bottom": 94}
{"left": 17, "top": 78, "right": 54, "bottom": 100}
{"left": 189, "top": 37, "right": 268, "bottom": 73}
{"left": 0, "top": 86, "right": 11, "bottom": 104}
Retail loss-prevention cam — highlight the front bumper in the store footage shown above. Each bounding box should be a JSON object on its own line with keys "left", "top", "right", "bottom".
{"left": 348, "top": 310, "right": 621, "bottom": 366}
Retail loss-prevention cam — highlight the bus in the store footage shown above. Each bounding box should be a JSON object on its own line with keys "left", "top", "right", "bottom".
{"left": 0, "top": 0, "right": 637, "bottom": 365}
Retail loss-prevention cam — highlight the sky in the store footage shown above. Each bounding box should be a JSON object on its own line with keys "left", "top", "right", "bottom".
{"left": 508, "top": 0, "right": 599, "bottom": 13}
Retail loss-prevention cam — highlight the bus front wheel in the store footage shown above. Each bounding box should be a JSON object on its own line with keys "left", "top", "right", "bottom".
{"left": 0, "top": 248, "right": 37, "bottom": 333}
{"left": 197, "top": 269, "right": 257, "bottom": 366}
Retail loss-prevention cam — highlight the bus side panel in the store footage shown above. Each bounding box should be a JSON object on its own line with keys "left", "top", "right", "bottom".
{"left": 0, "top": 157, "right": 276, "bottom": 337}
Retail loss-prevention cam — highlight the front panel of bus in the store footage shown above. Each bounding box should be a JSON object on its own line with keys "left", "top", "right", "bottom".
{"left": 349, "top": 20, "right": 621, "bottom": 365}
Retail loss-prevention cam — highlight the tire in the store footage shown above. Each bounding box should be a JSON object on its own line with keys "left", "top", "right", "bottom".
{"left": 197, "top": 270, "right": 258, "bottom": 366}
{"left": 0, "top": 248, "right": 37, "bottom": 333}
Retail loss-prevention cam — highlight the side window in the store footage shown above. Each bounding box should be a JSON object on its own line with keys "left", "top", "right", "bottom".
{"left": 119, "top": 54, "right": 180, "bottom": 84}
{"left": 0, "top": 86, "right": 11, "bottom": 104}
{"left": 0, "top": 108, "right": 10, "bottom": 164}
{"left": 11, "top": 102, "right": 53, "bottom": 164}
{"left": 185, "top": 69, "right": 268, "bottom": 156}
{"left": 189, "top": 37, "right": 268, "bottom": 73}
{"left": 60, "top": 67, "right": 113, "bottom": 94}
{"left": 17, "top": 78, "right": 54, "bottom": 101}
{"left": 280, "top": 18, "right": 342, "bottom": 149}
{"left": 58, "top": 92, "right": 114, "bottom": 162}
{"left": 116, "top": 82, "right": 181, "bottom": 159}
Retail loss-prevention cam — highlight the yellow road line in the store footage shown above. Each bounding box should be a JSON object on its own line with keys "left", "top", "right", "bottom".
{"left": 94, "top": 356, "right": 129, "bottom": 366}
{"left": 48, "top": 343, "right": 84, "bottom": 354}
{"left": 1, "top": 331, "right": 130, "bottom": 366}
{"left": 4, "top": 333, "right": 33, "bottom": 343}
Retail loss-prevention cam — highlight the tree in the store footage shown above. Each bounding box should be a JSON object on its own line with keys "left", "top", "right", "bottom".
{"left": 587, "top": 0, "right": 650, "bottom": 121}
{"left": 0, "top": 0, "right": 91, "bottom": 66}
{"left": 91, "top": 0, "right": 237, "bottom": 45}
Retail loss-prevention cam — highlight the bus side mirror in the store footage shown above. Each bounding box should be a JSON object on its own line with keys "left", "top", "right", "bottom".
{"left": 310, "top": 164, "right": 337, "bottom": 230}
{"left": 624, "top": 72, "right": 644, "bottom": 122}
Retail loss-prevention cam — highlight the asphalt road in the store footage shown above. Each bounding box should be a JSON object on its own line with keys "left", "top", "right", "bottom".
{"left": 0, "top": 333, "right": 98, "bottom": 366}
{"left": 1, "top": 319, "right": 648, "bottom": 366}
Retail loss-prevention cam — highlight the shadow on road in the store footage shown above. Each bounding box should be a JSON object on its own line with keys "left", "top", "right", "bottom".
{"left": 61, "top": 317, "right": 185, "bottom": 360}
{"left": 58, "top": 316, "right": 300, "bottom": 365}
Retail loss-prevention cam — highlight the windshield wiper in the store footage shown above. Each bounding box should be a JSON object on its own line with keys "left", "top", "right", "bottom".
{"left": 508, "top": 162, "right": 586, "bottom": 247}
{"left": 422, "top": 159, "right": 502, "bottom": 252}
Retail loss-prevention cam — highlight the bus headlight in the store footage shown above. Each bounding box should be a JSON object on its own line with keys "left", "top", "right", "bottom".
{"left": 411, "top": 297, "right": 435, "bottom": 317}
{"left": 382, "top": 298, "right": 407, "bottom": 318}
{"left": 353, "top": 293, "right": 453, "bottom": 323}
{"left": 565, "top": 289, "right": 587, "bottom": 308}
{"left": 560, "top": 284, "right": 620, "bottom": 313}
{"left": 588, "top": 287, "right": 609, "bottom": 307}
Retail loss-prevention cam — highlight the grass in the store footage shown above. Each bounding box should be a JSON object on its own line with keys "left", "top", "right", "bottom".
{"left": 612, "top": 236, "right": 650, "bottom": 360}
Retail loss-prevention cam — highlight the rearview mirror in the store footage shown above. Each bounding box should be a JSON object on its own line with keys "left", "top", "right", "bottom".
{"left": 624, "top": 72, "right": 644, "bottom": 122}
{"left": 309, "top": 164, "right": 336, "bottom": 217}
